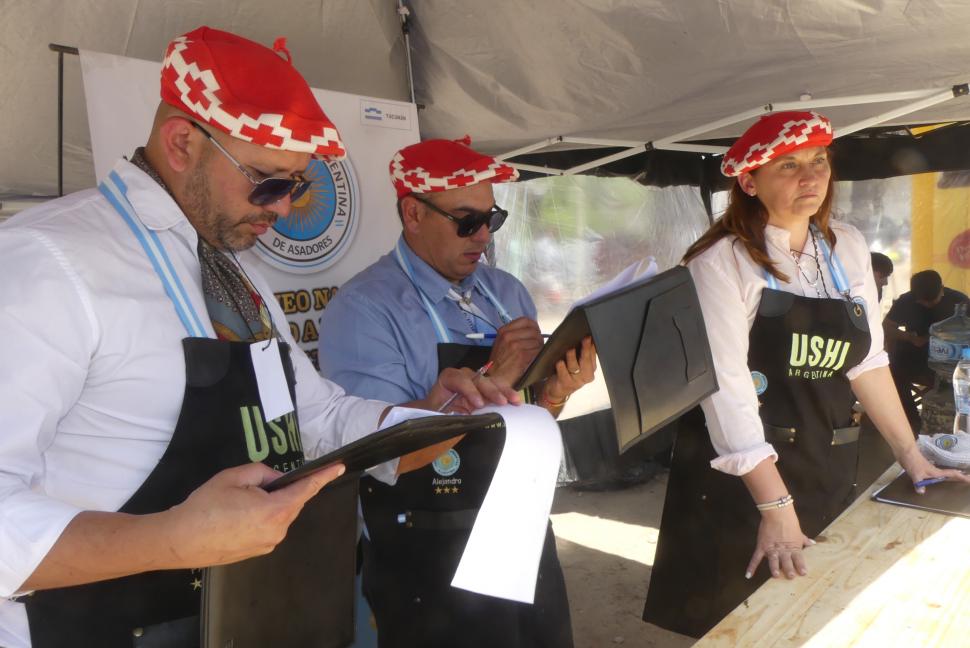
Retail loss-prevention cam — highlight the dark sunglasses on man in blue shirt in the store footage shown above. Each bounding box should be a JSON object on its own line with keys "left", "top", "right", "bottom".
{"left": 412, "top": 194, "right": 509, "bottom": 238}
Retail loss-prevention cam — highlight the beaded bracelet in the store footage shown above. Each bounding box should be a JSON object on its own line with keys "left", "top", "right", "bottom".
{"left": 756, "top": 494, "right": 794, "bottom": 511}
{"left": 539, "top": 391, "right": 569, "bottom": 408}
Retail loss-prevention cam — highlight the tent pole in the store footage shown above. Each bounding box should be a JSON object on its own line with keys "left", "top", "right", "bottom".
{"left": 834, "top": 85, "right": 969, "bottom": 138}
{"left": 698, "top": 155, "right": 715, "bottom": 225}
{"left": 57, "top": 49, "right": 63, "bottom": 196}
{"left": 507, "top": 162, "right": 564, "bottom": 176}
{"left": 48, "top": 44, "right": 79, "bottom": 197}
{"left": 397, "top": 1, "right": 417, "bottom": 105}
{"left": 564, "top": 145, "right": 649, "bottom": 175}
{"left": 495, "top": 85, "right": 970, "bottom": 178}
{"left": 495, "top": 137, "right": 563, "bottom": 161}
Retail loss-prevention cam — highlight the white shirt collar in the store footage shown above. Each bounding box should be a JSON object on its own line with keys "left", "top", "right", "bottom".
{"left": 113, "top": 158, "right": 195, "bottom": 235}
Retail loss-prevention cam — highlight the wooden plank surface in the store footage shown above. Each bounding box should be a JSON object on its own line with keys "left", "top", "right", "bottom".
{"left": 695, "top": 466, "right": 970, "bottom": 648}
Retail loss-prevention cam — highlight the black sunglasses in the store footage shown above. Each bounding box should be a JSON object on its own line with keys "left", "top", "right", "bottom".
{"left": 412, "top": 194, "right": 509, "bottom": 238}
{"left": 192, "top": 122, "right": 312, "bottom": 207}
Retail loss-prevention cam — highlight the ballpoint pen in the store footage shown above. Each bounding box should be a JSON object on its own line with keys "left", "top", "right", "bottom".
{"left": 465, "top": 333, "right": 551, "bottom": 340}
{"left": 914, "top": 476, "right": 948, "bottom": 488}
{"left": 437, "top": 360, "right": 494, "bottom": 412}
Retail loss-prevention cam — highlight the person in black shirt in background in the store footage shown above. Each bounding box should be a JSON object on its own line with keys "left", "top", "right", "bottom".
{"left": 884, "top": 269, "right": 970, "bottom": 431}
{"left": 871, "top": 252, "right": 894, "bottom": 303}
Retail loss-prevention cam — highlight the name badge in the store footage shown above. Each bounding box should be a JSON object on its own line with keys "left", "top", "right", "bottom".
{"left": 250, "top": 338, "right": 295, "bottom": 421}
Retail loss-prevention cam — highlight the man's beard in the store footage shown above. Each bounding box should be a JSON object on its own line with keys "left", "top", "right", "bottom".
{"left": 183, "top": 162, "right": 276, "bottom": 252}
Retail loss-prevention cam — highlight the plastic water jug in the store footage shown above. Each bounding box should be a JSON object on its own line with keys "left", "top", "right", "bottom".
{"left": 928, "top": 303, "right": 970, "bottom": 382}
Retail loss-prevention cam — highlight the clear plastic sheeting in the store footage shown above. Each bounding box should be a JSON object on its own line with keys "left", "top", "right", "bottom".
{"left": 491, "top": 175, "right": 710, "bottom": 421}
{"left": 833, "top": 177, "right": 914, "bottom": 317}
{"left": 493, "top": 175, "right": 710, "bottom": 332}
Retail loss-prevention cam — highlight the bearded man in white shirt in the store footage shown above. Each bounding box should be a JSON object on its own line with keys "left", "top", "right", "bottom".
{"left": 0, "top": 26, "right": 514, "bottom": 648}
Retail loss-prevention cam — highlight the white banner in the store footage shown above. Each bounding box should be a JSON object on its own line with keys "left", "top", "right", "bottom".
{"left": 79, "top": 50, "right": 419, "bottom": 367}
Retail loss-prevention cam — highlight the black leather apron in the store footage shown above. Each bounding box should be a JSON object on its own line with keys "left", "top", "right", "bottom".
{"left": 359, "top": 342, "right": 573, "bottom": 648}
{"left": 643, "top": 284, "right": 871, "bottom": 637}
{"left": 24, "top": 339, "right": 305, "bottom": 647}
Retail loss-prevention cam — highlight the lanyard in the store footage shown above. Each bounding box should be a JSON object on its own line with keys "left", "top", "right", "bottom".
{"left": 393, "top": 238, "right": 512, "bottom": 344}
{"left": 99, "top": 170, "right": 208, "bottom": 338}
{"left": 763, "top": 224, "right": 851, "bottom": 298}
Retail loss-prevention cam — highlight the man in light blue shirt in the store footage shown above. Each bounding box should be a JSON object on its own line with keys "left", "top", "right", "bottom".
{"left": 318, "top": 228, "right": 538, "bottom": 403}
{"left": 318, "top": 138, "right": 595, "bottom": 648}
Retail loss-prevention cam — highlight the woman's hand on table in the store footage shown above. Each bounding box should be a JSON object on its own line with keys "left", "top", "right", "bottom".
{"left": 896, "top": 444, "right": 970, "bottom": 494}
{"left": 746, "top": 505, "right": 815, "bottom": 580}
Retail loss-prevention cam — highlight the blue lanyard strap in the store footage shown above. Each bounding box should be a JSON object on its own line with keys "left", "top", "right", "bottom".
{"left": 100, "top": 171, "right": 208, "bottom": 338}
{"left": 810, "top": 223, "right": 851, "bottom": 296}
{"left": 394, "top": 238, "right": 512, "bottom": 344}
{"left": 475, "top": 277, "right": 513, "bottom": 325}
{"left": 394, "top": 239, "right": 451, "bottom": 343}
{"left": 764, "top": 268, "right": 781, "bottom": 290}
{"left": 761, "top": 224, "right": 850, "bottom": 297}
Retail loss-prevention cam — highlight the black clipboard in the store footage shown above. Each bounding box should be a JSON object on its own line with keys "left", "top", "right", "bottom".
{"left": 514, "top": 265, "right": 717, "bottom": 452}
{"left": 266, "top": 412, "right": 505, "bottom": 492}
{"left": 872, "top": 471, "right": 970, "bottom": 518}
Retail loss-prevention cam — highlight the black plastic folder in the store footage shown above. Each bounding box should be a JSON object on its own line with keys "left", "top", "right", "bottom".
{"left": 265, "top": 412, "right": 504, "bottom": 491}
{"left": 202, "top": 413, "right": 504, "bottom": 648}
{"left": 515, "top": 265, "right": 717, "bottom": 452}
{"left": 872, "top": 471, "right": 970, "bottom": 519}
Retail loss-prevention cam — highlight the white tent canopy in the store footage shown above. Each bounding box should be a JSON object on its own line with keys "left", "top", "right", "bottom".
{"left": 3, "top": 0, "right": 970, "bottom": 196}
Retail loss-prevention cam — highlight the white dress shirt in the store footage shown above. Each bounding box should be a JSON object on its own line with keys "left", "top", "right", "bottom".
{"left": 0, "top": 160, "right": 390, "bottom": 647}
{"left": 687, "top": 220, "right": 888, "bottom": 477}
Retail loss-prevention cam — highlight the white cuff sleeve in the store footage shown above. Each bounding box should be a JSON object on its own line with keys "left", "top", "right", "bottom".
{"left": 0, "top": 491, "right": 82, "bottom": 597}
{"left": 846, "top": 348, "right": 889, "bottom": 381}
{"left": 365, "top": 459, "right": 400, "bottom": 486}
{"left": 709, "top": 442, "right": 778, "bottom": 476}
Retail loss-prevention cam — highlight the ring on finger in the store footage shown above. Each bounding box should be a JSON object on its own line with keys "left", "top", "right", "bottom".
{"left": 569, "top": 368, "right": 581, "bottom": 375}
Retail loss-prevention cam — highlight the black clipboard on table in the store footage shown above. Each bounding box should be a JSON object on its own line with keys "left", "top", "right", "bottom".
{"left": 872, "top": 470, "right": 970, "bottom": 519}
{"left": 202, "top": 412, "right": 504, "bottom": 648}
{"left": 514, "top": 265, "right": 717, "bottom": 453}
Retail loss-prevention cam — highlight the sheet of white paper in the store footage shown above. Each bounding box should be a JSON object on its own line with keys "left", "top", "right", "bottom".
{"left": 569, "top": 256, "right": 659, "bottom": 313}
{"left": 250, "top": 339, "right": 295, "bottom": 421}
{"left": 450, "top": 404, "right": 563, "bottom": 603}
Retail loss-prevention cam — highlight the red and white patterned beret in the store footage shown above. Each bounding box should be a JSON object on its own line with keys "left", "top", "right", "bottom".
{"left": 721, "top": 111, "right": 832, "bottom": 177}
{"left": 160, "top": 26, "right": 346, "bottom": 159}
{"left": 390, "top": 136, "right": 519, "bottom": 199}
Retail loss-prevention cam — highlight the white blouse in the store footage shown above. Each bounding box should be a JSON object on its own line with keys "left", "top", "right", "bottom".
{"left": 686, "top": 220, "right": 888, "bottom": 476}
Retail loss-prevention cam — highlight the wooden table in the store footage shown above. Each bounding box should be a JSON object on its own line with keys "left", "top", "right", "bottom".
{"left": 694, "top": 466, "right": 970, "bottom": 647}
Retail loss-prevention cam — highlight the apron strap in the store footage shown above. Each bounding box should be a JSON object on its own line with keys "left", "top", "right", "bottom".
{"left": 99, "top": 171, "right": 207, "bottom": 338}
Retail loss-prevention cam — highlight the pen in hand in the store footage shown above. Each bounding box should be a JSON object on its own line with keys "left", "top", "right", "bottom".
{"left": 465, "top": 333, "right": 551, "bottom": 340}
{"left": 914, "top": 476, "right": 948, "bottom": 489}
{"left": 437, "top": 360, "right": 494, "bottom": 413}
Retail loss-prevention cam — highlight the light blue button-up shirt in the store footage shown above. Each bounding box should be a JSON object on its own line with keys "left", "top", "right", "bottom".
{"left": 318, "top": 236, "right": 536, "bottom": 402}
